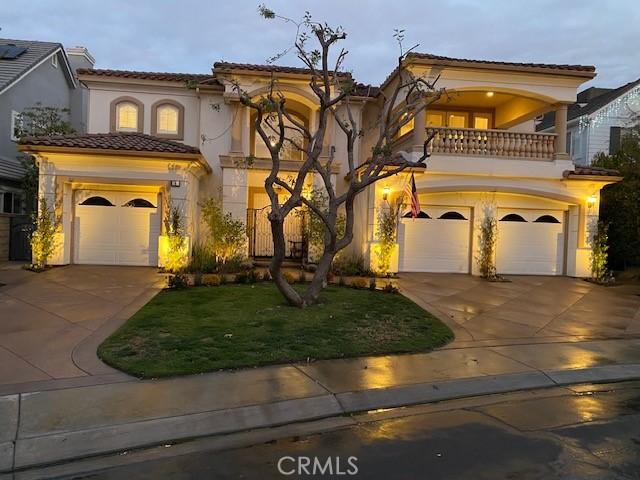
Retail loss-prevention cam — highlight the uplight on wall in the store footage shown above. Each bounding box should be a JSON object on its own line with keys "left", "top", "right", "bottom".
{"left": 382, "top": 185, "right": 391, "bottom": 201}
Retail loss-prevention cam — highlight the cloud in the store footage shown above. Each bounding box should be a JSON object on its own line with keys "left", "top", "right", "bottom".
{"left": 1, "top": 0, "right": 638, "bottom": 87}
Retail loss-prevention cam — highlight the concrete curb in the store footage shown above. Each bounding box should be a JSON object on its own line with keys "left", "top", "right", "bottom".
{"left": 5, "top": 363, "right": 640, "bottom": 472}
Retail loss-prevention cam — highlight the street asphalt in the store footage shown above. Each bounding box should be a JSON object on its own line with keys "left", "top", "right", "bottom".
{"left": 50, "top": 380, "right": 640, "bottom": 479}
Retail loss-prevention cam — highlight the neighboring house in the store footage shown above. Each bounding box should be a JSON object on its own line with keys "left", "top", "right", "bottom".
{"left": 0, "top": 39, "right": 94, "bottom": 261}
{"left": 537, "top": 78, "right": 640, "bottom": 165}
{"left": 18, "top": 53, "right": 621, "bottom": 277}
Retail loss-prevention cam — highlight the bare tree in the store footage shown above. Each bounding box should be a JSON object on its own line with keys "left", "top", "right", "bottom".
{"left": 235, "top": 7, "right": 442, "bottom": 307}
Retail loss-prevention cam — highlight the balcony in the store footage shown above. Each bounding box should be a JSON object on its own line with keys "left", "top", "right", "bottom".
{"left": 426, "top": 127, "right": 557, "bottom": 160}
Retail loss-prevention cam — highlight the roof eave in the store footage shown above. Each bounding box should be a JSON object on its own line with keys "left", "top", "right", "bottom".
{"left": 407, "top": 57, "right": 597, "bottom": 79}
{"left": 17, "top": 143, "right": 210, "bottom": 171}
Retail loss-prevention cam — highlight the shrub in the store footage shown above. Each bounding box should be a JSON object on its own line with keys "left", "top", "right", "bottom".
{"left": 235, "top": 271, "right": 249, "bottom": 284}
{"left": 283, "top": 271, "right": 298, "bottom": 284}
{"left": 351, "top": 278, "right": 368, "bottom": 289}
{"left": 590, "top": 221, "right": 610, "bottom": 282}
{"left": 31, "top": 197, "right": 59, "bottom": 269}
{"left": 477, "top": 213, "right": 498, "bottom": 280}
{"left": 220, "top": 274, "right": 228, "bottom": 285}
{"left": 338, "top": 276, "right": 346, "bottom": 287}
{"left": 298, "top": 270, "right": 306, "bottom": 283}
{"left": 201, "top": 274, "right": 221, "bottom": 286}
{"left": 332, "top": 254, "right": 373, "bottom": 277}
{"left": 369, "top": 278, "right": 377, "bottom": 290}
{"left": 382, "top": 282, "right": 399, "bottom": 294}
{"left": 168, "top": 273, "right": 188, "bottom": 289}
{"left": 164, "top": 207, "right": 188, "bottom": 273}
{"left": 246, "top": 269, "right": 260, "bottom": 283}
{"left": 201, "top": 198, "right": 247, "bottom": 264}
{"left": 186, "top": 243, "right": 217, "bottom": 273}
{"left": 374, "top": 205, "right": 398, "bottom": 275}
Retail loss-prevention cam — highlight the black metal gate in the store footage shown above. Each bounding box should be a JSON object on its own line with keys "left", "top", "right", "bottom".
{"left": 247, "top": 207, "right": 306, "bottom": 259}
{"left": 10, "top": 215, "right": 33, "bottom": 261}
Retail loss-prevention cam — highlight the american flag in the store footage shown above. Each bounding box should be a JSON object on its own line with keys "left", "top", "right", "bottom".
{"left": 404, "top": 173, "right": 420, "bottom": 219}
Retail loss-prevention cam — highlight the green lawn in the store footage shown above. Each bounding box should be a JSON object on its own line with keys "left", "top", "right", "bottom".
{"left": 98, "top": 283, "right": 453, "bottom": 378}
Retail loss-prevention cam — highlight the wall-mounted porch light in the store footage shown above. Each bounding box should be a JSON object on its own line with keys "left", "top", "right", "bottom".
{"left": 587, "top": 194, "right": 597, "bottom": 209}
{"left": 382, "top": 185, "right": 391, "bottom": 201}
{"left": 486, "top": 91, "right": 494, "bottom": 98}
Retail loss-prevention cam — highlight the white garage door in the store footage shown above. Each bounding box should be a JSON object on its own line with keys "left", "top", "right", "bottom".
{"left": 398, "top": 206, "right": 471, "bottom": 273}
{"left": 496, "top": 209, "right": 565, "bottom": 275}
{"left": 74, "top": 190, "right": 161, "bottom": 266}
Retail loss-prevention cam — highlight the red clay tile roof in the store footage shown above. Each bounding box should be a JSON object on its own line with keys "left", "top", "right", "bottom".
{"left": 213, "top": 61, "right": 349, "bottom": 77}
{"left": 352, "top": 83, "right": 379, "bottom": 98}
{"left": 76, "top": 68, "right": 220, "bottom": 86}
{"left": 407, "top": 52, "right": 596, "bottom": 73}
{"left": 564, "top": 166, "right": 621, "bottom": 178}
{"left": 19, "top": 132, "right": 201, "bottom": 155}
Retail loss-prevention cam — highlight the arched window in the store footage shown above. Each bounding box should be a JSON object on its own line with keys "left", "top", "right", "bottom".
{"left": 123, "top": 198, "right": 156, "bottom": 208}
{"left": 151, "top": 100, "right": 184, "bottom": 139}
{"left": 534, "top": 215, "right": 561, "bottom": 224}
{"left": 438, "top": 211, "right": 467, "bottom": 220}
{"left": 403, "top": 211, "right": 430, "bottom": 218}
{"left": 500, "top": 213, "right": 527, "bottom": 222}
{"left": 110, "top": 96, "right": 143, "bottom": 133}
{"left": 116, "top": 102, "right": 138, "bottom": 131}
{"left": 80, "top": 196, "right": 114, "bottom": 206}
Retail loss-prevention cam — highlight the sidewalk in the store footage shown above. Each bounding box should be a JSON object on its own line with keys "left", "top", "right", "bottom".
{"left": 2, "top": 337, "right": 640, "bottom": 472}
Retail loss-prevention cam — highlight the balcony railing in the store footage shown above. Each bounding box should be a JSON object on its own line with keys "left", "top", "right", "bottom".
{"left": 426, "top": 127, "right": 557, "bottom": 160}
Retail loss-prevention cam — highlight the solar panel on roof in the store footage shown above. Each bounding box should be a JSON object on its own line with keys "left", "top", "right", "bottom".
{"left": 0, "top": 44, "right": 28, "bottom": 60}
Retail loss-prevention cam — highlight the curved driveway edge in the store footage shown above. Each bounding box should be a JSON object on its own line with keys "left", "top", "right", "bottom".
{"left": 0, "top": 265, "right": 164, "bottom": 394}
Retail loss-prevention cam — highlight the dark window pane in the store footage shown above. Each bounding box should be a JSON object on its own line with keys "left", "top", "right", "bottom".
{"left": 534, "top": 215, "right": 561, "bottom": 224}
{"left": 123, "top": 198, "right": 156, "bottom": 208}
{"left": 500, "top": 213, "right": 527, "bottom": 222}
{"left": 80, "top": 196, "right": 114, "bottom": 206}
{"left": 438, "top": 211, "right": 467, "bottom": 220}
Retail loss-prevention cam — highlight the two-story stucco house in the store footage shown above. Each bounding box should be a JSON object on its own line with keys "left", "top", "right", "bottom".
{"left": 18, "top": 52, "right": 621, "bottom": 277}
{"left": 537, "top": 78, "right": 640, "bottom": 165}
{"left": 0, "top": 39, "right": 94, "bottom": 260}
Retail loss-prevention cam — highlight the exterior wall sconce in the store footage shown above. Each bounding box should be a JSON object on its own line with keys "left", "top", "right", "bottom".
{"left": 382, "top": 186, "right": 391, "bottom": 201}
{"left": 587, "top": 194, "right": 597, "bottom": 209}
{"left": 486, "top": 91, "right": 494, "bottom": 97}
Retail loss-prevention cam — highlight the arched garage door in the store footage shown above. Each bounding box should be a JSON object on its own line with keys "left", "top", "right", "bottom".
{"left": 73, "top": 190, "right": 161, "bottom": 266}
{"left": 496, "top": 209, "right": 565, "bottom": 275}
{"left": 398, "top": 207, "right": 471, "bottom": 273}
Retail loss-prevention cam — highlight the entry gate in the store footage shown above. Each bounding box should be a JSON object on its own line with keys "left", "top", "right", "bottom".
{"left": 247, "top": 207, "right": 306, "bottom": 259}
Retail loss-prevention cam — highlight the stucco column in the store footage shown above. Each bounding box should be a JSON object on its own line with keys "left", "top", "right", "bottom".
{"left": 554, "top": 104, "right": 569, "bottom": 159}
{"left": 412, "top": 109, "right": 427, "bottom": 155}
{"left": 230, "top": 102, "right": 244, "bottom": 155}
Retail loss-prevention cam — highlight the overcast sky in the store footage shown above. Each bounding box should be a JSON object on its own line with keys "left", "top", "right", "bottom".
{"left": 2, "top": 0, "right": 639, "bottom": 89}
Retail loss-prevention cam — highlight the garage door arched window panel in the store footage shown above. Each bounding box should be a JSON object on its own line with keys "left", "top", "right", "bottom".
{"left": 151, "top": 99, "right": 184, "bottom": 139}
{"left": 438, "top": 211, "right": 467, "bottom": 220}
{"left": 403, "top": 211, "right": 430, "bottom": 218}
{"left": 110, "top": 96, "right": 143, "bottom": 133}
{"left": 123, "top": 198, "right": 157, "bottom": 208}
{"left": 79, "top": 196, "right": 115, "bottom": 206}
{"left": 500, "top": 213, "right": 527, "bottom": 222}
{"left": 534, "top": 215, "right": 561, "bottom": 224}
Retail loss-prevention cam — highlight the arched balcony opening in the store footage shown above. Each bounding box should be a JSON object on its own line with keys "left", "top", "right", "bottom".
{"left": 249, "top": 98, "right": 312, "bottom": 162}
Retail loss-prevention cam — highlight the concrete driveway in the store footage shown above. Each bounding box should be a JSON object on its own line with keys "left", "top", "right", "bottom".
{"left": 400, "top": 273, "right": 640, "bottom": 345}
{"left": 0, "top": 264, "right": 164, "bottom": 392}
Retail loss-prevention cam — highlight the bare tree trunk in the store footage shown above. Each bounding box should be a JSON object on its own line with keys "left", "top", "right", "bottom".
{"left": 268, "top": 212, "right": 304, "bottom": 307}
{"left": 302, "top": 248, "right": 334, "bottom": 304}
